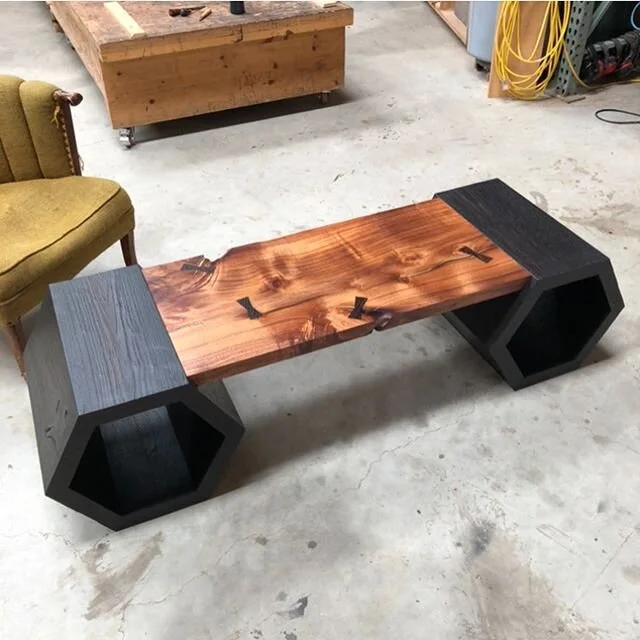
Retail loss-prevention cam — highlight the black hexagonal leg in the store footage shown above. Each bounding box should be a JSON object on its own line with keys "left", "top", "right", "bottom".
{"left": 24, "top": 266, "right": 244, "bottom": 530}
{"left": 437, "top": 179, "right": 624, "bottom": 389}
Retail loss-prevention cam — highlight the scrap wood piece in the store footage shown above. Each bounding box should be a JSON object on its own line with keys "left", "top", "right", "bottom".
{"left": 428, "top": 1, "right": 467, "bottom": 45}
{"left": 488, "top": 1, "right": 548, "bottom": 98}
{"left": 103, "top": 2, "right": 146, "bottom": 39}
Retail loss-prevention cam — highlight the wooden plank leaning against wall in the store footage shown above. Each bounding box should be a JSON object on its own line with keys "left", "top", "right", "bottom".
{"left": 488, "top": 1, "right": 549, "bottom": 98}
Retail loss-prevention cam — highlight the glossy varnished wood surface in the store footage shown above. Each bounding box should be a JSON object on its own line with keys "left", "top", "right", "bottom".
{"left": 144, "top": 200, "right": 531, "bottom": 384}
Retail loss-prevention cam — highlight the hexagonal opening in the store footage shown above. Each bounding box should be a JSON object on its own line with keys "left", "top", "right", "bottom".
{"left": 450, "top": 291, "right": 521, "bottom": 342}
{"left": 506, "top": 276, "right": 610, "bottom": 377}
{"left": 70, "top": 402, "right": 224, "bottom": 515}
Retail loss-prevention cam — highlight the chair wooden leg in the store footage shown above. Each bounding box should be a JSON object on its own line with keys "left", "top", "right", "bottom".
{"left": 120, "top": 230, "right": 138, "bottom": 266}
{"left": 3, "top": 319, "right": 26, "bottom": 377}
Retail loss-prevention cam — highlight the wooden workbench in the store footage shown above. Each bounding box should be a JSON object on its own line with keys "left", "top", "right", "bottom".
{"left": 48, "top": 1, "right": 353, "bottom": 145}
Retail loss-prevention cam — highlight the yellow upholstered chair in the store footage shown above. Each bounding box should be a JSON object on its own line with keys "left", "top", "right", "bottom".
{"left": 0, "top": 75, "right": 136, "bottom": 374}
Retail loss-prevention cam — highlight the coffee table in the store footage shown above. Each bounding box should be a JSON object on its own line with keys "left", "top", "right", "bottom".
{"left": 24, "top": 179, "right": 624, "bottom": 529}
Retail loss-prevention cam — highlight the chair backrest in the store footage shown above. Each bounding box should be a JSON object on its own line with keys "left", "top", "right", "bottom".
{"left": 0, "top": 75, "right": 76, "bottom": 184}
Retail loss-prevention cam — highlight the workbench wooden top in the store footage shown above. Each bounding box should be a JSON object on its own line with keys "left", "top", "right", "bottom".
{"left": 143, "top": 200, "right": 531, "bottom": 385}
{"left": 49, "top": 1, "right": 353, "bottom": 61}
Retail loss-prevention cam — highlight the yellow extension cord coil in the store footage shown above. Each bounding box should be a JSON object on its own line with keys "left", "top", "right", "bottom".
{"left": 492, "top": 0, "right": 571, "bottom": 100}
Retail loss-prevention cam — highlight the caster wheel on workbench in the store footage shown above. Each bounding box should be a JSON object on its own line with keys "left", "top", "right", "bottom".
{"left": 118, "top": 127, "right": 135, "bottom": 149}
{"left": 319, "top": 91, "right": 331, "bottom": 105}
{"left": 51, "top": 16, "right": 63, "bottom": 33}
{"left": 474, "top": 59, "right": 491, "bottom": 73}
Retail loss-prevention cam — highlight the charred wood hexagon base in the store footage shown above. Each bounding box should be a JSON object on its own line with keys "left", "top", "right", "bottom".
{"left": 437, "top": 179, "right": 624, "bottom": 389}
{"left": 24, "top": 267, "right": 244, "bottom": 531}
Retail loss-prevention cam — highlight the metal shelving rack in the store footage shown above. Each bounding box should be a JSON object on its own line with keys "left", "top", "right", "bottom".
{"left": 553, "top": 1, "right": 618, "bottom": 96}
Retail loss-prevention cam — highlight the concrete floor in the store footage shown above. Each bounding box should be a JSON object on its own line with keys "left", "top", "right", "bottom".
{"left": 2, "top": 2, "right": 640, "bottom": 638}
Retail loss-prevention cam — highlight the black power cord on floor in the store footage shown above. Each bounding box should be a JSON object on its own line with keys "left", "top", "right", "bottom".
{"left": 595, "top": 108, "right": 640, "bottom": 124}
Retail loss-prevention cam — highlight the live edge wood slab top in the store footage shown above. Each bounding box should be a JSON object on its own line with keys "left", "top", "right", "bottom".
{"left": 143, "top": 199, "right": 531, "bottom": 385}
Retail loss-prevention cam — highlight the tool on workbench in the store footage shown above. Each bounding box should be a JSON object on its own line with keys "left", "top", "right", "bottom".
{"left": 199, "top": 7, "right": 212, "bottom": 21}
{"left": 229, "top": 1, "right": 245, "bottom": 14}
{"left": 168, "top": 5, "right": 205, "bottom": 17}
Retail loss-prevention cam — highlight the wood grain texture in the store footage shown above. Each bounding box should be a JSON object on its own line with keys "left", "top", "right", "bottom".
{"left": 436, "top": 179, "right": 610, "bottom": 280}
{"left": 48, "top": 1, "right": 351, "bottom": 128}
{"left": 144, "top": 200, "right": 531, "bottom": 385}
{"left": 48, "top": 2, "right": 106, "bottom": 92}
{"left": 428, "top": 2, "right": 467, "bottom": 44}
{"left": 103, "top": 27, "right": 345, "bottom": 128}
{"left": 70, "top": 406, "right": 191, "bottom": 515}
{"left": 24, "top": 293, "right": 80, "bottom": 490}
{"left": 103, "top": 1, "right": 146, "bottom": 40}
{"left": 48, "top": 1, "right": 353, "bottom": 61}
{"left": 439, "top": 179, "right": 624, "bottom": 390}
{"left": 24, "top": 265, "right": 246, "bottom": 530}
{"left": 47, "top": 266, "right": 188, "bottom": 416}
{"left": 76, "top": 405, "right": 218, "bottom": 514}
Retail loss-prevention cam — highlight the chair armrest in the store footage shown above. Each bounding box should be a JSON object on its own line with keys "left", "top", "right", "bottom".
{"left": 53, "top": 90, "right": 83, "bottom": 107}
{"left": 52, "top": 89, "right": 83, "bottom": 176}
